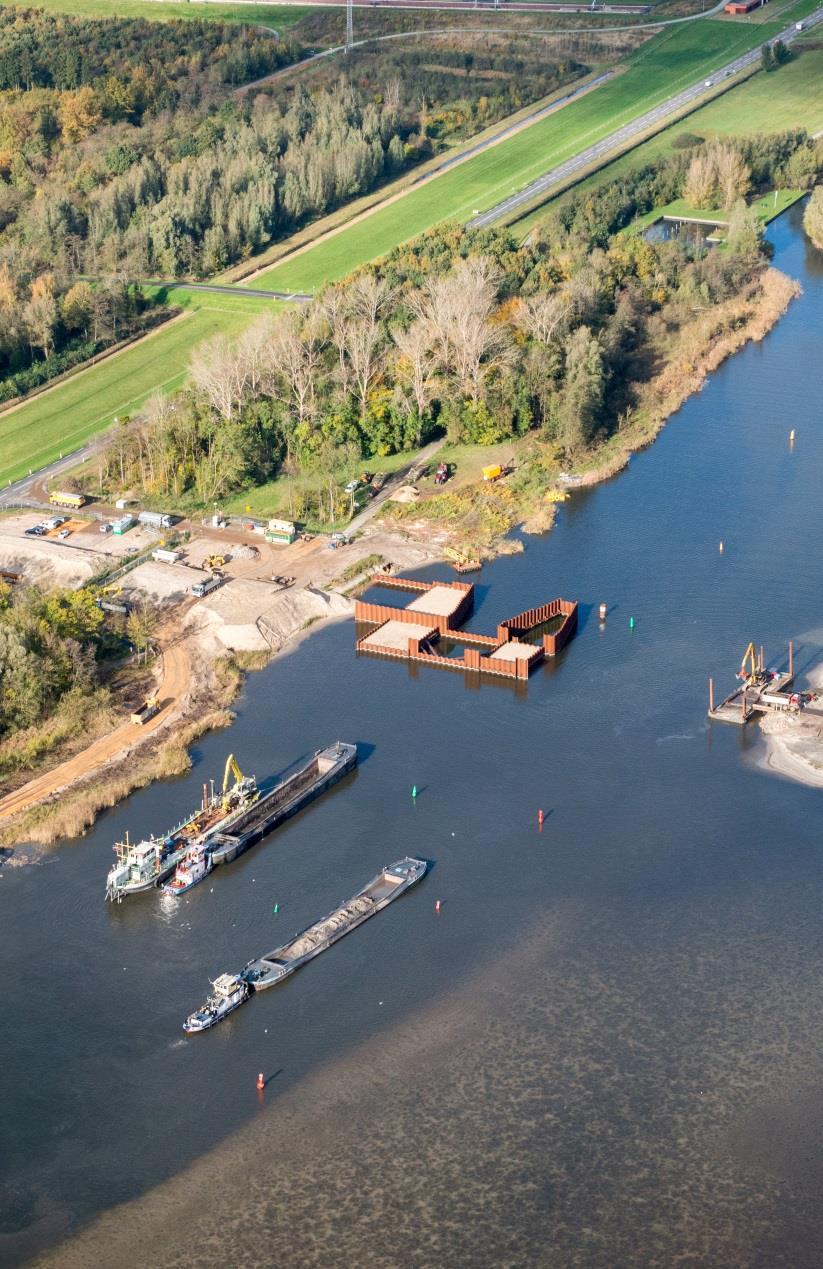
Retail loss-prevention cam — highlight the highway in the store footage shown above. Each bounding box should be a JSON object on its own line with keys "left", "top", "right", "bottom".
{"left": 468, "top": 6, "right": 823, "bottom": 228}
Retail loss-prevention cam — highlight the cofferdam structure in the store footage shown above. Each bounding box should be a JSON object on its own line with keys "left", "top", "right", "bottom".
{"left": 355, "top": 576, "right": 577, "bottom": 681}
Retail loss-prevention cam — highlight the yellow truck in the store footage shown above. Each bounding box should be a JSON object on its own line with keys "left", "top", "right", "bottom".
{"left": 482, "top": 464, "right": 502, "bottom": 482}
{"left": 130, "top": 697, "right": 159, "bottom": 726}
{"left": 49, "top": 490, "right": 86, "bottom": 509}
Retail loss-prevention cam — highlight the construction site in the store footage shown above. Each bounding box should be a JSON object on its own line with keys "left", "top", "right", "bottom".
{"left": 708, "top": 640, "right": 819, "bottom": 725}
{"left": 355, "top": 575, "right": 578, "bottom": 681}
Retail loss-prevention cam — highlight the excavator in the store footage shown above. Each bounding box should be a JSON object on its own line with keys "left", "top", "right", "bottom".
{"left": 221, "top": 753, "right": 258, "bottom": 811}
{"left": 736, "top": 642, "right": 764, "bottom": 687}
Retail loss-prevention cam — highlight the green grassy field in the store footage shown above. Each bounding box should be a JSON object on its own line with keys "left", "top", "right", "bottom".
{"left": 254, "top": 8, "right": 811, "bottom": 293}
{"left": 0, "top": 295, "right": 278, "bottom": 487}
{"left": 5, "top": 0, "right": 309, "bottom": 29}
{"left": 511, "top": 44, "right": 823, "bottom": 236}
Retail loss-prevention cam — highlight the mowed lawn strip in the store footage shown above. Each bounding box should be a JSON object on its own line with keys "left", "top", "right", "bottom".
{"left": 5, "top": 0, "right": 311, "bottom": 29}
{"left": 255, "top": 12, "right": 807, "bottom": 293}
{"left": 0, "top": 303, "right": 266, "bottom": 486}
{"left": 511, "top": 45, "right": 823, "bottom": 237}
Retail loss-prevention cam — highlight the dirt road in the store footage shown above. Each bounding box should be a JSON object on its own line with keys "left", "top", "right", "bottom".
{"left": 0, "top": 639, "right": 191, "bottom": 824}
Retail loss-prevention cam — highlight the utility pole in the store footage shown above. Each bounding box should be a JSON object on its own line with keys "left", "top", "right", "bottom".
{"left": 346, "top": 0, "right": 353, "bottom": 53}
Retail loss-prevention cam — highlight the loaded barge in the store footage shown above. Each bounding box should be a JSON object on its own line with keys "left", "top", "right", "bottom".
{"left": 183, "top": 857, "right": 426, "bottom": 1032}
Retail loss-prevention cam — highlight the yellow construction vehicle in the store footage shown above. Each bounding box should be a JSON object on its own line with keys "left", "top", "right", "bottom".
{"left": 205, "top": 553, "right": 228, "bottom": 571}
{"left": 223, "top": 752, "right": 243, "bottom": 794}
{"left": 737, "top": 642, "right": 761, "bottom": 686}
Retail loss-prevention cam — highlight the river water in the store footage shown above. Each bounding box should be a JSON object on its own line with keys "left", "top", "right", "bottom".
{"left": 3, "top": 205, "right": 823, "bottom": 1269}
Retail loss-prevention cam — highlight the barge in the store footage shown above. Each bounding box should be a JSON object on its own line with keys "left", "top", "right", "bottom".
{"left": 241, "top": 857, "right": 427, "bottom": 991}
{"left": 203, "top": 742, "right": 357, "bottom": 869}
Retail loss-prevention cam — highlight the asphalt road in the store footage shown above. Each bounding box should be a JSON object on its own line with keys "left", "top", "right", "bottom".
{"left": 144, "top": 280, "right": 313, "bottom": 302}
{"left": 468, "top": 6, "right": 823, "bottom": 228}
{"left": 0, "top": 447, "right": 94, "bottom": 508}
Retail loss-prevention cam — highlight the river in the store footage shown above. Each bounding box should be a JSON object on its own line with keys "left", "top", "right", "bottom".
{"left": 2, "top": 204, "right": 823, "bottom": 1269}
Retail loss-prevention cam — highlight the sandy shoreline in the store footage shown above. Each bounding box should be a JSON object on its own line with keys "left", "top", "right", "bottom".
{"left": 756, "top": 665, "right": 823, "bottom": 790}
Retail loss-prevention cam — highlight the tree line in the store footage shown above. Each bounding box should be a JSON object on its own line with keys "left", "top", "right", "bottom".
{"left": 0, "top": 582, "right": 105, "bottom": 736}
{"left": 0, "top": 76, "right": 415, "bottom": 391}
{"left": 98, "top": 132, "right": 819, "bottom": 523}
{"left": 0, "top": 10, "right": 294, "bottom": 99}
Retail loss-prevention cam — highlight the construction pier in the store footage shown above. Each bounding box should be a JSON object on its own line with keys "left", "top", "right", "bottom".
{"left": 355, "top": 576, "right": 577, "bottom": 681}
{"left": 707, "top": 640, "right": 811, "bottom": 725}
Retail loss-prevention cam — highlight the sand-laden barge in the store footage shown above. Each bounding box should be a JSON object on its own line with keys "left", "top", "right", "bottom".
{"left": 205, "top": 742, "right": 357, "bottom": 867}
{"left": 241, "top": 857, "right": 427, "bottom": 990}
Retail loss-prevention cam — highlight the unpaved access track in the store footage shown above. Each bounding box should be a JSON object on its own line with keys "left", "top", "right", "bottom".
{"left": 0, "top": 639, "right": 191, "bottom": 824}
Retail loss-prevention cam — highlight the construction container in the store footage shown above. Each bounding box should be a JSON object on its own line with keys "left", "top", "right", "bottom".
{"left": 482, "top": 464, "right": 502, "bottom": 482}
{"left": 152, "top": 548, "right": 181, "bottom": 564}
{"left": 265, "top": 518, "right": 296, "bottom": 544}
{"left": 112, "top": 515, "right": 135, "bottom": 536}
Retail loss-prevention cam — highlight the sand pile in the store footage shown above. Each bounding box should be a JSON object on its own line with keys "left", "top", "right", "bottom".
{"left": 187, "top": 579, "right": 352, "bottom": 654}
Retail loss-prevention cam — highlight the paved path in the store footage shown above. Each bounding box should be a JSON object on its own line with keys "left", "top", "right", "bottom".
{"left": 347, "top": 437, "right": 448, "bottom": 534}
{"left": 143, "top": 279, "right": 313, "bottom": 302}
{"left": 468, "top": 6, "right": 823, "bottom": 227}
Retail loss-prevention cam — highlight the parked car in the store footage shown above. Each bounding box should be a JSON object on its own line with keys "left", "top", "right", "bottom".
{"left": 99, "top": 522, "right": 112, "bottom": 534}
{"left": 24, "top": 526, "right": 43, "bottom": 536}
{"left": 344, "top": 479, "right": 359, "bottom": 494}
{"left": 58, "top": 528, "right": 71, "bottom": 539}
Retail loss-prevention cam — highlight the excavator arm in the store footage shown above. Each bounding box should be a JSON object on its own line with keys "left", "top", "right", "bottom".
{"left": 737, "top": 642, "right": 758, "bottom": 685}
{"left": 222, "top": 752, "right": 244, "bottom": 796}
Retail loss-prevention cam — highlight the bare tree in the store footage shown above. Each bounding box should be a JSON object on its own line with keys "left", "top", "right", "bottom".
{"left": 189, "top": 334, "right": 248, "bottom": 421}
{"left": 392, "top": 315, "right": 439, "bottom": 431}
{"left": 318, "top": 286, "right": 352, "bottom": 396}
{"left": 416, "top": 256, "right": 511, "bottom": 401}
{"left": 712, "top": 142, "right": 750, "bottom": 210}
{"left": 263, "top": 308, "right": 325, "bottom": 425}
{"left": 516, "top": 291, "right": 568, "bottom": 347}
{"left": 236, "top": 315, "right": 276, "bottom": 399}
{"left": 336, "top": 274, "right": 394, "bottom": 416}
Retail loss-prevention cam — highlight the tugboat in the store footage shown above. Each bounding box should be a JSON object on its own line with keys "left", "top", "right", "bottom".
{"left": 183, "top": 974, "right": 249, "bottom": 1033}
{"left": 160, "top": 844, "right": 212, "bottom": 896}
{"left": 105, "top": 754, "right": 257, "bottom": 901}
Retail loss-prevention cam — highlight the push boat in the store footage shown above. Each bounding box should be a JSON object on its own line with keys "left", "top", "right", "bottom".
{"left": 183, "top": 974, "right": 249, "bottom": 1033}
{"left": 105, "top": 754, "right": 257, "bottom": 902}
{"left": 160, "top": 844, "right": 212, "bottom": 896}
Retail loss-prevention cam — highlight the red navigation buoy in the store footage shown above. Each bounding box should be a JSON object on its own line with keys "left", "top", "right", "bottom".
{"left": 538, "top": 808, "right": 544, "bottom": 827}
{"left": 435, "top": 899, "right": 442, "bottom": 913}
{"left": 256, "top": 1072, "right": 265, "bottom": 1090}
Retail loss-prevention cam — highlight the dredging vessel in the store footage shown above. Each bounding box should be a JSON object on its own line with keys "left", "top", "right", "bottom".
{"left": 106, "top": 743, "right": 357, "bottom": 901}
{"left": 105, "top": 754, "right": 258, "bottom": 901}
{"left": 181, "top": 857, "right": 426, "bottom": 1031}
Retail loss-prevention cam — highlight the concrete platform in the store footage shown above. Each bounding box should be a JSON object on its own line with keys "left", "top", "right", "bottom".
{"left": 360, "top": 619, "right": 438, "bottom": 652}
{"left": 407, "top": 585, "right": 466, "bottom": 618}
{"left": 488, "top": 641, "right": 541, "bottom": 665}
